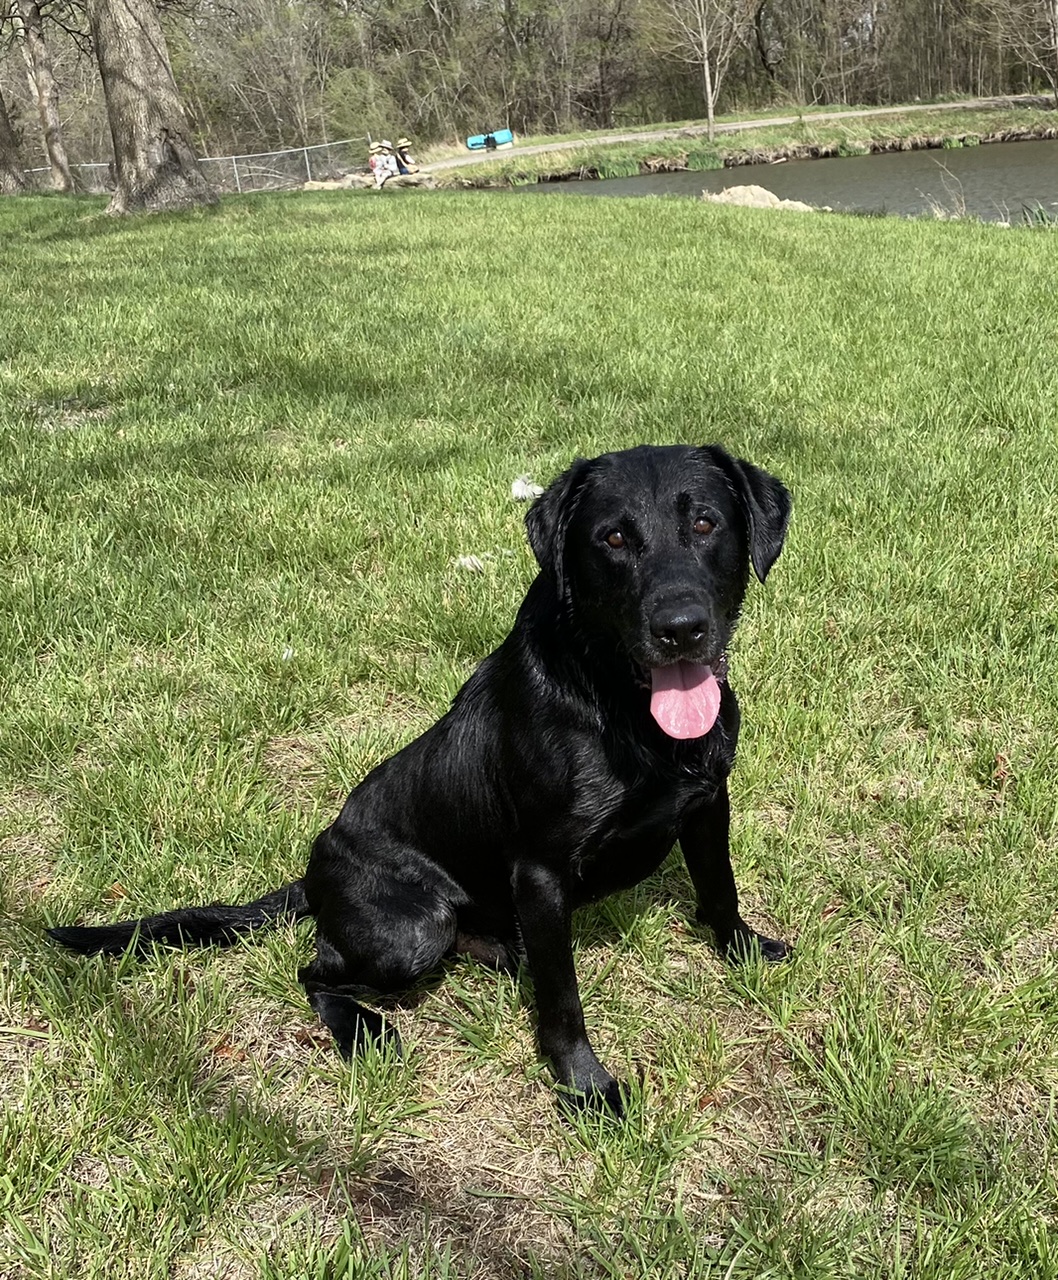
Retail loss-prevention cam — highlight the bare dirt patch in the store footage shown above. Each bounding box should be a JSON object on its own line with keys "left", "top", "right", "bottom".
{"left": 262, "top": 692, "right": 430, "bottom": 813}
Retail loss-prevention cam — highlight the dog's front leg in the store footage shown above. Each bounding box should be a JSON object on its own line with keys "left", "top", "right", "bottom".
{"left": 680, "top": 782, "right": 790, "bottom": 962}
{"left": 512, "top": 862, "right": 625, "bottom": 1116}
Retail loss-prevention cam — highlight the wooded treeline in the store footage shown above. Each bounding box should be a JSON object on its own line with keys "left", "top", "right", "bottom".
{"left": 2, "top": 0, "right": 1056, "bottom": 170}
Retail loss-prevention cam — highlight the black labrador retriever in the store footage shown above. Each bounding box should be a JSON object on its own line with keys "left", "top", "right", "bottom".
{"left": 51, "top": 443, "right": 792, "bottom": 1115}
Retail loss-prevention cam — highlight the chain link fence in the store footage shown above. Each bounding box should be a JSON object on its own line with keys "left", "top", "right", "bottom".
{"left": 22, "top": 137, "right": 371, "bottom": 195}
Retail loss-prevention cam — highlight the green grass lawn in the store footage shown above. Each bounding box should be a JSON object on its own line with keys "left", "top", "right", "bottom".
{"left": 2, "top": 189, "right": 1058, "bottom": 1278}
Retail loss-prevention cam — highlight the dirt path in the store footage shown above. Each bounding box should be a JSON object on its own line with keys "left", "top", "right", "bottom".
{"left": 421, "top": 96, "right": 1045, "bottom": 173}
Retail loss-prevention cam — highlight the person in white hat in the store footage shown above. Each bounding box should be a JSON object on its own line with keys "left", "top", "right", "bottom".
{"left": 395, "top": 137, "right": 417, "bottom": 174}
{"left": 381, "top": 141, "right": 400, "bottom": 183}
{"left": 368, "top": 142, "right": 387, "bottom": 188}
{"left": 368, "top": 141, "right": 399, "bottom": 188}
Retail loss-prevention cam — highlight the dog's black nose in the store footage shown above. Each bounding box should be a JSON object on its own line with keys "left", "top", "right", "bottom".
{"left": 650, "top": 602, "right": 709, "bottom": 649}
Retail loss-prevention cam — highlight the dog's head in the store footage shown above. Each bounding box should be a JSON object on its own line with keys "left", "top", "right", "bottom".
{"left": 526, "top": 444, "right": 791, "bottom": 738}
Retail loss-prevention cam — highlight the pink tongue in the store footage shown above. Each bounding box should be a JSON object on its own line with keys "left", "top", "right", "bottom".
{"left": 650, "top": 663, "right": 721, "bottom": 739}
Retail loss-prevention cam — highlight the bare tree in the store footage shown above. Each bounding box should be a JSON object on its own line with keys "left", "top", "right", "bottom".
{"left": 645, "top": 0, "right": 757, "bottom": 138}
{"left": 87, "top": 0, "right": 216, "bottom": 213}
{"left": 14, "top": 0, "right": 72, "bottom": 190}
{"left": 1, "top": 0, "right": 1053, "bottom": 166}
{"left": 0, "top": 82, "right": 27, "bottom": 190}
{"left": 971, "top": 0, "right": 1058, "bottom": 102}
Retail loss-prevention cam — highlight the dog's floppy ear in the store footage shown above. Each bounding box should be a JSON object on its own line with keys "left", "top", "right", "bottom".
{"left": 710, "top": 448, "right": 792, "bottom": 583}
{"left": 525, "top": 457, "right": 593, "bottom": 597}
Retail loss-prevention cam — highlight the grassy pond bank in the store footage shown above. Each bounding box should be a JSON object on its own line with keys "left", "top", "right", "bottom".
{"left": 429, "top": 102, "right": 1058, "bottom": 188}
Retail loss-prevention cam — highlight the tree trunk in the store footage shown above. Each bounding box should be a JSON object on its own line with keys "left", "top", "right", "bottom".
{"left": 17, "top": 0, "right": 73, "bottom": 192}
{"left": 754, "top": 2, "right": 778, "bottom": 81}
{"left": 87, "top": 0, "right": 217, "bottom": 215}
{"left": 700, "top": 12, "right": 716, "bottom": 141}
{"left": 1049, "top": 0, "right": 1058, "bottom": 104}
{"left": 0, "top": 88, "right": 28, "bottom": 195}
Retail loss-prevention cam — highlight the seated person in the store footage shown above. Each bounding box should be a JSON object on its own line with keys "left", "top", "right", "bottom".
{"left": 395, "top": 137, "right": 418, "bottom": 174}
{"left": 369, "top": 142, "right": 399, "bottom": 187}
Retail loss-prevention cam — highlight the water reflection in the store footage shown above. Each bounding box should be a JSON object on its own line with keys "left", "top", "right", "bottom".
{"left": 523, "top": 138, "right": 1058, "bottom": 222}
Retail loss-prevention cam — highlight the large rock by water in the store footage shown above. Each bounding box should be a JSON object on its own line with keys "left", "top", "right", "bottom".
{"left": 303, "top": 172, "right": 435, "bottom": 191}
{"left": 701, "top": 184, "right": 822, "bottom": 213}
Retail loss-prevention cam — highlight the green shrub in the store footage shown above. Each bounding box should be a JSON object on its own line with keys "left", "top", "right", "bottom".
{"left": 685, "top": 149, "right": 723, "bottom": 171}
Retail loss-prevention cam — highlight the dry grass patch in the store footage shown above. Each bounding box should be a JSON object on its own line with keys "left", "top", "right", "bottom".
{"left": 262, "top": 694, "right": 433, "bottom": 815}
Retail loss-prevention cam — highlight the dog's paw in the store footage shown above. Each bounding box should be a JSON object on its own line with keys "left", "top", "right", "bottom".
{"left": 454, "top": 931, "right": 520, "bottom": 973}
{"left": 722, "top": 929, "right": 792, "bottom": 965}
{"left": 555, "top": 1053, "right": 627, "bottom": 1118}
{"left": 308, "top": 990, "right": 402, "bottom": 1059}
{"left": 595, "top": 1074, "right": 627, "bottom": 1118}
{"left": 755, "top": 934, "right": 791, "bottom": 963}
{"left": 559, "top": 1074, "right": 627, "bottom": 1120}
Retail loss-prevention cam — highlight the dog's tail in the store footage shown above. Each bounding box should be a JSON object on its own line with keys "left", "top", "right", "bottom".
{"left": 48, "top": 881, "right": 311, "bottom": 957}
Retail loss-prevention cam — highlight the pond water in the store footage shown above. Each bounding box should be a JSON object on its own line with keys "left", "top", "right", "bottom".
{"left": 525, "top": 138, "right": 1058, "bottom": 222}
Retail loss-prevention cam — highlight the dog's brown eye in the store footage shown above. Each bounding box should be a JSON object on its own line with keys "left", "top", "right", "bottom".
{"left": 693, "top": 518, "right": 715, "bottom": 536}
{"left": 605, "top": 530, "right": 625, "bottom": 549}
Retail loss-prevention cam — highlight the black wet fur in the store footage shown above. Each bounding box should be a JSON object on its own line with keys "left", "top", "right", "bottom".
{"left": 50, "top": 444, "right": 792, "bottom": 1117}
{"left": 48, "top": 883, "right": 311, "bottom": 955}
